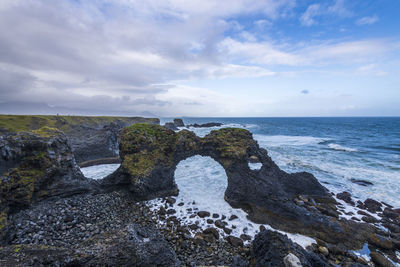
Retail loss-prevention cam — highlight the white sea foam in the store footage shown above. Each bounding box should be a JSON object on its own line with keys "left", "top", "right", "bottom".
{"left": 248, "top": 162, "right": 262, "bottom": 170}
{"left": 179, "top": 123, "right": 257, "bottom": 137}
{"left": 328, "top": 143, "right": 358, "bottom": 152}
{"left": 148, "top": 155, "right": 315, "bottom": 248}
{"left": 80, "top": 163, "right": 120, "bottom": 180}
{"left": 254, "top": 134, "right": 329, "bottom": 147}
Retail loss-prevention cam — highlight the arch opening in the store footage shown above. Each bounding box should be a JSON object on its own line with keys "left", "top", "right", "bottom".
{"left": 80, "top": 163, "right": 120, "bottom": 180}
{"left": 148, "top": 155, "right": 263, "bottom": 242}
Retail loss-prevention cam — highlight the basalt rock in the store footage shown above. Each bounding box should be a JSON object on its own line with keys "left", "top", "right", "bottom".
{"left": 0, "top": 127, "right": 97, "bottom": 244}
{"left": 173, "top": 118, "right": 185, "bottom": 127}
{"left": 103, "top": 124, "right": 374, "bottom": 248}
{"left": 250, "top": 230, "right": 328, "bottom": 267}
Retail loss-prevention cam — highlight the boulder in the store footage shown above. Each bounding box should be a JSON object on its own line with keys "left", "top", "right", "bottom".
{"left": 173, "top": 118, "right": 185, "bottom": 127}
{"left": 164, "top": 122, "right": 178, "bottom": 131}
{"left": 250, "top": 230, "right": 328, "bottom": 267}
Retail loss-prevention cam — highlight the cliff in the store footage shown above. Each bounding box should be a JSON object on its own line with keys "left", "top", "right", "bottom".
{"left": 0, "top": 115, "right": 160, "bottom": 164}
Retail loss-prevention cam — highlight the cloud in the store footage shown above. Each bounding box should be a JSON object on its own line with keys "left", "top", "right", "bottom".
{"left": 356, "top": 15, "right": 379, "bottom": 26}
{"left": 300, "top": 4, "right": 321, "bottom": 26}
{"left": 300, "top": 0, "right": 352, "bottom": 27}
{"left": 219, "top": 38, "right": 393, "bottom": 67}
{"left": 0, "top": 0, "right": 296, "bottom": 115}
{"left": 301, "top": 89, "right": 309, "bottom": 94}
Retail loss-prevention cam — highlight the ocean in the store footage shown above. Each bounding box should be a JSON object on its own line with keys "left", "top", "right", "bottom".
{"left": 81, "top": 117, "right": 400, "bottom": 247}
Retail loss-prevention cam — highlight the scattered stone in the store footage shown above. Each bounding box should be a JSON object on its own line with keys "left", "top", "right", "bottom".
{"left": 212, "top": 213, "right": 219, "bottom": 218}
{"left": 318, "top": 246, "right": 329, "bottom": 256}
{"left": 283, "top": 253, "right": 302, "bottom": 267}
{"left": 370, "top": 251, "right": 395, "bottom": 267}
{"left": 240, "top": 234, "right": 251, "bottom": 241}
{"left": 214, "top": 220, "right": 226, "bottom": 229}
{"left": 227, "top": 236, "right": 244, "bottom": 247}
{"left": 368, "top": 233, "right": 393, "bottom": 250}
{"left": 203, "top": 228, "right": 219, "bottom": 239}
{"left": 229, "top": 215, "right": 238, "bottom": 221}
{"left": 197, "top": 211, "right": 210, "bottom": 218}
{"left": 350, "top": 179, "right": 374, "bottom": 186}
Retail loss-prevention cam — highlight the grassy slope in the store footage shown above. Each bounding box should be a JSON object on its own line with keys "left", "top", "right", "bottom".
{"left": 0, "top": 115, "right": 159, "bottom": 133}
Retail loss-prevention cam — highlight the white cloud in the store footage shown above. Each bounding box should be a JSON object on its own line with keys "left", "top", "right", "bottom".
{"left": 300, "top": 4, "right": 321, "bottom": 26}
{"left": 356, "top": 15, "right": 379, "bottom": 26}
{"left": 300, "top": 0, "right": 352, "bottom": 27}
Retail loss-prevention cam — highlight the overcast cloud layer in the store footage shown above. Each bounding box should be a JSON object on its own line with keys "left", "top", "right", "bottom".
{"left": 0, "top": 0, "right": 399, "bottom": 116}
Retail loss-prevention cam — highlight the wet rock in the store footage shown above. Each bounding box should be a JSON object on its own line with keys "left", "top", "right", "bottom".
{"left": 214, "top": 220, "right": 227, "bottom": 229}
{"left": 197, "top": 211, "right": 210, "bottom": 218}
{"left": 361, "top": 216, "right": 379, "bottom": 224}
{"left": 223, "top": 227, "right": 232, "bottom": 234}
{"left": 227, "top": 236, "right": 243, "bottom": 247}
{"left": 368, "top": 233, "right": 393, "bottom": 250}
{"left": 229, "top": 215, "right": 238, "bottom": 221}
{"left": 173, "top": 119, "right": 185, "bottom": 127}
{"left": 240, "top": 234, "right": 251, "bottom": 241}
{"left": 364, "top": 198, "right": 383, "bottom": 213}
{"left": 336, "top": 192, "right": 355, "bottom": 206}
{"left": 207, "top": 219, "right": 214, "bottom": 224}
{"left": 350, "top": 179, "right": 373, "bottom": 186}
{"left": 251, "top": 230, "right": 328, "bottom": 267}
{"left": 370, "top": 251, "right": 395, "bottom": 267}
{"left": 212, "top": 213, "right": 219, "bottom": 218}
{"left": 166, "top": 197, "right": 176, "bottom": 205}
{"left": 166, "top": 209, "right": 176, "bottom": 215}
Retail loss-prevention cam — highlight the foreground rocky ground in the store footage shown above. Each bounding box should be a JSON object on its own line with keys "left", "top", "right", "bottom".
{"left": 1, "top": 190, "right": 252, "bottom": 266}
{"left": 2, "top": 189, "right": 400, "bottom": 266}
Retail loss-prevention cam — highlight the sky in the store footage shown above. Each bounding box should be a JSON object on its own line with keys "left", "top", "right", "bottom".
{"left": 0, "top": 0, "right": 399, "bottom": 117}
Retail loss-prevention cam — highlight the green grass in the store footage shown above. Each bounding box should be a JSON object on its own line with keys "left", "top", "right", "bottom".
{"left": 0, "top": 115, "right": 159, "bottom": 133}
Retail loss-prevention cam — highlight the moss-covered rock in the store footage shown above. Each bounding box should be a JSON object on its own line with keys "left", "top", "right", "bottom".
{"left": 0, "top": 128, "right": 96, "bottom": 244}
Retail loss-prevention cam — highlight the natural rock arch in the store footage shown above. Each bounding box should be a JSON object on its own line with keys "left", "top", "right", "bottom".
{"left": 101, "top": 124, "right": 373, "bottom": 247}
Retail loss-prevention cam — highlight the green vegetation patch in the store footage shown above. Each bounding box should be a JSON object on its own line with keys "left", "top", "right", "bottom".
{"left": 120, "top": 124, "right": 177, "bottom": 180}
{"left": 0, "top": 114, "right": 159, "bottom": 133}
{"left": 205, "top": 128, "right": 254, "bottom": 159}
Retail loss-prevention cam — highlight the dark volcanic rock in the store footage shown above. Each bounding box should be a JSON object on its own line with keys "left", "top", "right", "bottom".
{"left": 350, "top": 179, "right": 374, "bottom": 186}
{"left": 250, "top": 230, "right": 328, "bottom": 267}
{"left": 0, "top": 128, "right": 97, "bottom": 243}
{"left": 364, "top": 198, "right": 383, "bottom": 213}
{"left": 173, "top": 118, "right": 185, "bottom": 127}
{"left": 337, "top": 191, "right": 355, "bottom": 206}
{"left": 197, "top": 211, "right": 210, "bottom": 218}
{"left": 370, "top": 251, "right": 395, "bottom": 267}
{"left": 103, "top": 123, "right": 376, "bottom": 248}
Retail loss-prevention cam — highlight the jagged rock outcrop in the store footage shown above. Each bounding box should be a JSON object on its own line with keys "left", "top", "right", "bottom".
{"left": 250, "top": 230, "right": 328, "bottom": 267}
{"left": 103, "top": 124, "right": 374, "bottom": 248}
{"left": 0, "top": 127, "right": 97, "bottom": 243}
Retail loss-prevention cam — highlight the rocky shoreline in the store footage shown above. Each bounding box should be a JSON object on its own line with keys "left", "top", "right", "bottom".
{"left": 1, "top": 116, "right": 400, "bottom": 266}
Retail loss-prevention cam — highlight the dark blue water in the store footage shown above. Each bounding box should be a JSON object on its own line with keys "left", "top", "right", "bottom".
{"left": 161, "top": 117, "right": 400, "bottom": 207}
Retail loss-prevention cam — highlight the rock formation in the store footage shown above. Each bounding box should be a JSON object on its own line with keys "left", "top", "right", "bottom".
{"left": 0, "top": 115, "right": 160, "bottom": 165}
{"left": 0, "top": 127, "right": 97, "bottom": 243}
{"left": 250, "top": 230, "right": 328, "bottom": 267}
{"left": 103, "top": 124, "right": 374, "bottom": 248}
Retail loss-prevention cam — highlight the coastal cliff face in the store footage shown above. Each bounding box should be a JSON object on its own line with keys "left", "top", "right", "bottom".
{"left": 0, "top": 115, "right": 160, "bottom": 164}
{"left": 103, "top": 124, "right": 371, "bottom": 247}
{"left": 0, "top": 127, "right": 96, "bottom": 243}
